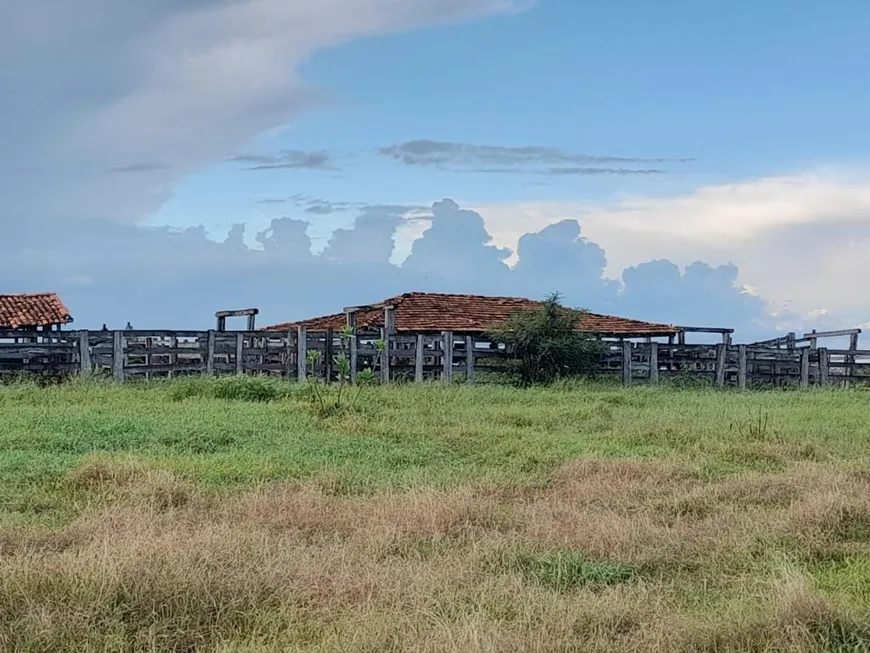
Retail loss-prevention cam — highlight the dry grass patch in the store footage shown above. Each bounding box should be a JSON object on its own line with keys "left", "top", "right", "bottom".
{"left": 1, "top": 458, "right": 870, "bottom": 651}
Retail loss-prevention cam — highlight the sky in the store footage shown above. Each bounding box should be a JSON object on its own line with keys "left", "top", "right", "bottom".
{"left": 3, "top": 0, "right": 870, "bottom": 342}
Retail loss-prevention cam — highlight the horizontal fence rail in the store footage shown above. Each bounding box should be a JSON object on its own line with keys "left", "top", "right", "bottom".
{"left": 1, "top": 328, "right": 868, "bottom": 388}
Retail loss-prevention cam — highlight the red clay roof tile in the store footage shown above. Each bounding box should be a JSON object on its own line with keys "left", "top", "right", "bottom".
{"left": 0, "top": 293, "right": 73, "bottom": 329}
{"left": 264, "top": 292, "right": 678, "bottom": 337}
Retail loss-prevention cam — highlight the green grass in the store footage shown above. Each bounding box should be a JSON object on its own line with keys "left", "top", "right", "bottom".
{"left": 1, "top": 377, "right": 869, "bottom": 528}
{"left": 1, "top": 376, "right": 870, "bottom": 651}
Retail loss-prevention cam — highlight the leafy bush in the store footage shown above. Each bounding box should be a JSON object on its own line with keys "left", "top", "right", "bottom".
{"left": 488, "top": 292, "right": 603, "bottom": 386}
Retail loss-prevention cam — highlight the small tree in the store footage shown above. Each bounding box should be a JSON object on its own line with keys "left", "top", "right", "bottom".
{"left": 488, "top": 292, "right": 602, "bottom": 386}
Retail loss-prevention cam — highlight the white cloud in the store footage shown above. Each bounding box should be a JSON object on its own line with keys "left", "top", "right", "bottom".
{"left": 0, "top": 0, "right": 527, "bottom": 226}
{"left": 472, "top": 170, "right": 870, "bottom": 318}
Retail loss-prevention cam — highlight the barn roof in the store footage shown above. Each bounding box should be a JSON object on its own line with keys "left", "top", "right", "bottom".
{"left": 0, "top": 293, "right": 74, "bottom": 329}
{"left": 263, "top": 292, "right": 679, "bottom": 337}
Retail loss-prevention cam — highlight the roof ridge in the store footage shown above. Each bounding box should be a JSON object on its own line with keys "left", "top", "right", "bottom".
{"left": 0, "top": 291, "right": 60, "bottom": 297}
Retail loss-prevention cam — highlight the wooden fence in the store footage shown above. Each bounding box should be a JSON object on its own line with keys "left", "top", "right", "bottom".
{"left": 1, "top": 328, "right": 868, "bottom": 388}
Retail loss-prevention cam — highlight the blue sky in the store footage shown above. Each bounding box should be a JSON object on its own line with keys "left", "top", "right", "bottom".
{"left": 3, "top": 0, "right": 870, "bottom": 340}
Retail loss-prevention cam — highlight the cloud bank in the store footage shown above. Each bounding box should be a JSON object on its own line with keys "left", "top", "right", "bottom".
{"left": 2, "top": 197, "right": 771, "bottom": 340}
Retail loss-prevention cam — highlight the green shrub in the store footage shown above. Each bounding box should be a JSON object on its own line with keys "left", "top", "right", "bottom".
{"left": 488, "top": 292, "right": 603, "bottom": 386}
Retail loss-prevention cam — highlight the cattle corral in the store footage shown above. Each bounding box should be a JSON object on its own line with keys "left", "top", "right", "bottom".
{"left": 1, "top": 290, "right": 867, "bottom": 387}
{"left": 1, "top": 325, "right": 867, "bottom": 388}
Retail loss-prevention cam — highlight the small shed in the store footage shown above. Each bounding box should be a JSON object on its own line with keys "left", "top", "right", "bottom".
{"left": 0, "top": 292, "right": 74, "bottom": 334}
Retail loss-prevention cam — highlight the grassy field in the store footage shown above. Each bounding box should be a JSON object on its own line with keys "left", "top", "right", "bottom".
{"left": 1, "top": 376, "right": 870, "bottom": 652}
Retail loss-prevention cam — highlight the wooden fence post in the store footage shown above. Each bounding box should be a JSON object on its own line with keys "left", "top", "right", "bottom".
{"left": 714, "top": 343, "right": 727, "bottom": 387}
{"left": 297, "top": 326, "right": 307, "bottom": 381}
{"left": 112, "top": 330, "right": 124, "bottom": 382}
{"left": 465, "top": 335, "right": 475, "bottom": 383}
{"left": 818, "top": 347, "right": 830, "bottom": 387}
{"left": 206, "top": 330, "right": 216, "bottom": 375}
{"left": 442, "top": 331, "right": 454, "bottom": 383}
{"left": 738, "top": 345, "right": 747, "bottom": 390}
{"left": 324, "top": 328, "right": 334, "bottom": 383}
{"left": 79, "top": 330, "right": 92, "bottom": 376}
{"left": 847, "top": 332, "right": 859, "bottom": 381}
{"left": 235, "top": 333, "right": 244, "bottom": 374}
{"left": 381, "top": 307, "right": 394, "bottom": 384}
{"left": 284, "top": 330, "right": 294, "bottom": 378}
{"left": 350, "top": 333, "right": 358, "bottom": 385}
{"left": 415, "top": 334, "right": 425, "bottom": 382}
{"left": 621, "top": 340, "right": 632, "bottom": 386}
{"left": 649, "top": 342, "right": 658, "bottom": 385}
{"left": 800, "top": 347, "right": 810, "bottom": 389}
{"left": 381, "top": 333, "right": 391, "bottom": 384}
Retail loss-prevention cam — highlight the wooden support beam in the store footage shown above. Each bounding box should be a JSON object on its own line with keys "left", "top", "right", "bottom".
{"left": 621, "top": 340, "right": 632, "bottom": 386}
{"left": 649, "top": 342, "right": 659, "bottom": 385}
{"left": 112, "top": 331, "right": 124, "bottom": 381}
{"left": 800, "top": 347, "right": 810, "bottom": 389}
{"left": 297, "top": 326, "right": 307, "bottom": 381}
{"left": 79, "top": 330, "right": 92, "bottom": 375}
{"left": 803, "top": 328, "right": 861, "bottom": 340}
{"left": 442, "top": 331, "right": 454, "bottom": 383}
{"left": 465, "top": 335, "right": 475, "bottom": 383}
{"left": 738, "top": 344, "right": 747, "bottom": 390}
{"left": 415, "top": 334, "right": 425, "bottom": 382}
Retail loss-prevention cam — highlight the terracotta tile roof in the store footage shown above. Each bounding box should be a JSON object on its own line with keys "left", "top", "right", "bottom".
{"left": 264, "top": 292, "right": 678, "bottom": 337}
{"left": 0, "top": 293, "right": 73, "bottom": 329}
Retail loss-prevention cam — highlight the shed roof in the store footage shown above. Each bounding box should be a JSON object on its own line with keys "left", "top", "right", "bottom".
{"left": 264, "top": 292, "right": 679, "bottom": 337}
{"left": 0, "top": 293, "right": 74, "bottom": 329}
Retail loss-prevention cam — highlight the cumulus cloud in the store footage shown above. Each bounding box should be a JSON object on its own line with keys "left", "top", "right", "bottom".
{"left": 379, "top": 139, "right": 690, "bottom": 175}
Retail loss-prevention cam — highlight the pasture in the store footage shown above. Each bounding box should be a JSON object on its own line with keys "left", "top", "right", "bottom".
{"left": 1, "top": 377, "right": 869, "bottom": 652}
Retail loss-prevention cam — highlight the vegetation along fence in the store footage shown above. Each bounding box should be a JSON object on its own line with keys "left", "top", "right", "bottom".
{"left": 1, "top": 327, "right": 868, "bottom": 388}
